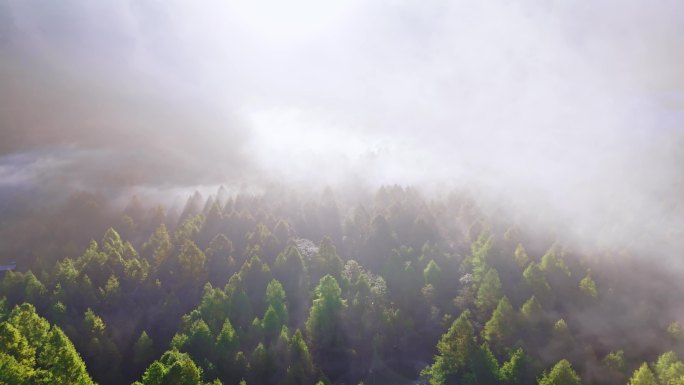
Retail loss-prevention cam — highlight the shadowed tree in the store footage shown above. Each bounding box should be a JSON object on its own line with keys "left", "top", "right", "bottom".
{"left": 483, "top": 296, "right": 516, "bottom": 352}
{"left": 205, "top": 234, "right": 235, "bottom": 287}
{"left": 143, "top": 223, "right": 174, "bottom": 267}
{"left": 285, "top": 329, "right": 316, "bottom": 385}
{"left": 476, "top": 268, "right": 503, "bottom": 316}
{"left": 523, "top": 263, "right": 552, "bottom": 305}
{"left": 424, "top": 259, "right": 442, "bottom": 288}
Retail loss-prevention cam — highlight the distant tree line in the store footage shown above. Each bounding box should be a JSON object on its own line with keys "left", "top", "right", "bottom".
{"left": 1, "top": 186, "right": 683, "bottom": 384}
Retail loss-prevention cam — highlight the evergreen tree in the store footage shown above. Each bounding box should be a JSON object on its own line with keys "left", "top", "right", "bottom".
{"left": 523, "top": 263, "right": 552, "bottom": 304}
{"left": 483, "top": 296, "right": 516, "bottom": 351}
{"left": 0, "top": 303, "right": 95, "bottom": 385}
{"left": 653, "top": 351, "right": 684, "bottom": 385}
{"left": 265, "top": 279, "right": 288, "bottom": 326}
{"left": 424, "top": 259, "right": 442, "bottom": 288}
{"left": 133, "top": 331, "right": 155, "bottom": 368}
{"left": 514, "top": 244, "right": 529, "bottom": 268}
{"left": 538, "top": 359, "right": 581, "bottom": 385}
{"left": 627, "top": 363, "right": 658, "bottom": 385}
{"left": 137, "top": 350, "right": 213, "bottom": 385}
{"left": 476, "top": 268, "right": 503, "bottom": 316}
{"left": 286, "top": 329, "right": 316, "bottom": 385}
{"left": 144, "top": 223, "right": 174, "bottom": 266}
{"left": 578, "top": 273, "right": 598, "bottom": 300}
{"left": 306, "top": 275, "right": 346, "bottom": 349}
{"left": 421, "top": 310, "right": 477, "bottom": 385}
{"left": 602, "top": 350, "right": 625, "bottom": 372}
{"left": 464, "top": 343, "right": 500, "bottom": 385}
{"left": 205, "top": 234, "right": 235, "bottom": 287}
{"left": 499, "top": 348, "right": 528, "bottom": 385}
{"left": 262, "top": 305, "right": 282, "bottom": 344}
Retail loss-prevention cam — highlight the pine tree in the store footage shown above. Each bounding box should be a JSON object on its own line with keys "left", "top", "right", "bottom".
{"left": 265, "top": 279, "right": 288, "bottom": 326}
{"left": 499, "top": 348, "right": 528, "bottom": 385}
{"left": 476, "top": 269, "right": 503, "bottom": 316}
{"left": 653, "top": 351, "right": 684, "bottom": 385}
{"left": 286, "top": 329, "right": 315, "bottom": 385}
{"left": 421, "top": 310, "right": 477, "bottom": 385}
{"left": 483, "top": 296, "right": 516, "bottom": 351}
{"left": 306, "top": 275, "right": 346, "bottom": 349}
{"left": 514, "top": 244, "right": 530, "bottom": 268}
{"left": 424, "top": 259, "right": 442, "bottom": 288}
{"left": 0, "top": 303, "right": 95, "bottom": 385}
{"left": 538, "top": 359, "right": 581, "bottom": 385}
{"left": 262, "top": 305, "right": 282, "bottom": 344}
{"left": 133, "top": 331, "right": 155, "bottom": 368}
{"left": 519, "top": 296, "right": 544, "bottom": 328}
{"left": 144, "top": 223, "right": 174, "bottom": 266}
{"left": 627, "top": 363, "right": 658, "bottom": 385}
{"left": 523, "top": 263, "right": 552, "bottom": 304}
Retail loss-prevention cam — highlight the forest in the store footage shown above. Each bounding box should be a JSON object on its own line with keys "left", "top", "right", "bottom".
{"left": 2, "top": 1, "right": 684, "bottom": 384}
{"left": 1, "top": 185, "right": 683, "bottom": 385}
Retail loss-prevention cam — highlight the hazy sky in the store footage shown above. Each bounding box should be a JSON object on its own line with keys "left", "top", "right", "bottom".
{"left": 1, "top": 0, "right": 683, "bottom": 253}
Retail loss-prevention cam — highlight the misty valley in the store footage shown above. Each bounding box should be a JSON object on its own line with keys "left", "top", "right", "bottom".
{"left": 1, "top": 186, "right": 683, "bottom": 385}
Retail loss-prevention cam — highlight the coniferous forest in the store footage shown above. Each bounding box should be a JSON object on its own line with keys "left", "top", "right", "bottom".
{"left": 1, "top": 186, "right": 683, "bottom": 385}
{"left": 2, "top": 1, "right": 684, "bottom": 385}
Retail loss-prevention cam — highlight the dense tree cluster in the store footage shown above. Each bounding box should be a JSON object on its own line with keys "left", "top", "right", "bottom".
{"left": 1, "top": 186, "right": 682, "bottom": 384}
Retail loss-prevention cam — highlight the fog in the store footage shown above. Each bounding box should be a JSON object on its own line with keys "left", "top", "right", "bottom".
{"left": 1, "top": 0, "right": 683, "bottom": 259}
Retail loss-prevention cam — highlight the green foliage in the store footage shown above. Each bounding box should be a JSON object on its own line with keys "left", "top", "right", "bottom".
{"left": 205, "top": 234, "right": 235, "bottom": 286}
{"left": 668, "top": 322, "right": 684, "bottom": 343}
{"left": 464, "top": 343, "right": 500, "bottom": 385}
{"left": 0, "top": 303, "right": 95, "bottom": 385}
{"left": 539, "top": 245, "right": 570, "bottom": 278}
{"left": 144, "top": 223, "right": 174, "bottom": 266}
{"left": 286, "top": 329, "right": 315, "bottom": 385}
{"left": 84, "top": 308, "right": 106, "bottom": 335}
{"left": 262, "top": 305, "right": 282, "bottom": 343}
{"left": 265, "top": 279, "right": 288, "bottom": 325}
{"left": 578, "top": 273, "right": 598, "bottom": 300}
{"left": 178, "top": 240, "right": 208, "bottom": 284}
{"left": 175, "top": 215, "right": 205, "bottom": 245}
{"left": 627, "top": 363, "right": 658, "bottom": 385}
{"left": 603, "top": 350, "right": 625, "bottom": 372}
{"left": 538, "top": 359, "right": 581, "bottom": 385}
{"left": 421, "top": 310, "right": 477, "bottom": 385}
{"left": 133, "top": 331, "right": 155, "bottom": 366}
{"left": 306, "top": 275, "right": 346, "bottom": 349}
{"left": 4, "top": 186, "right": 682, "bottom": 385}
{"left": 654, "top": 351, "right": 684, "bottom": 385}
{"left": 523, "top": 263, "right": 552, "bottom": 304}
{"left": 520, "top": 295, "right": 544, "bottom": 327}
{"left": 514, "top": 244, "right": 529, "bottom": 268}
{"left": 216, "top": 319, "right": 238, "bottom": 354}
{"left": 499, "top": 348, "right": 528, "bottom": 385}
{"left": 483, "top": 296, "right": 516, "bottom": 350}
{"left": 138, "top": 350, "right": 212, "bottom": 385}
{"left": 424, "top": 259, "right": 442, "bottom": 287}
{"left": 465, "top": 232, "right": 494, "bottom": 283}
{"left": 312, "top": 237, "right": 344, "bottom": 281}
{"left": 476, "top": 268, "right": 503, "bottom": 315}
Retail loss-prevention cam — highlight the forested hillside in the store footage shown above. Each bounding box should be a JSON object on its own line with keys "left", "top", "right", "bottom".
{"left": 1, "top": 186, "right": 683, "bottom": 385}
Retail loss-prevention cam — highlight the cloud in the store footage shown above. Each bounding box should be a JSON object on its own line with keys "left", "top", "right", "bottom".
{"left": 1, "top": 0, "right": 683, "bottom": 258}
{"left": 0, "top": 0, "right": 252, "bottom": 193}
